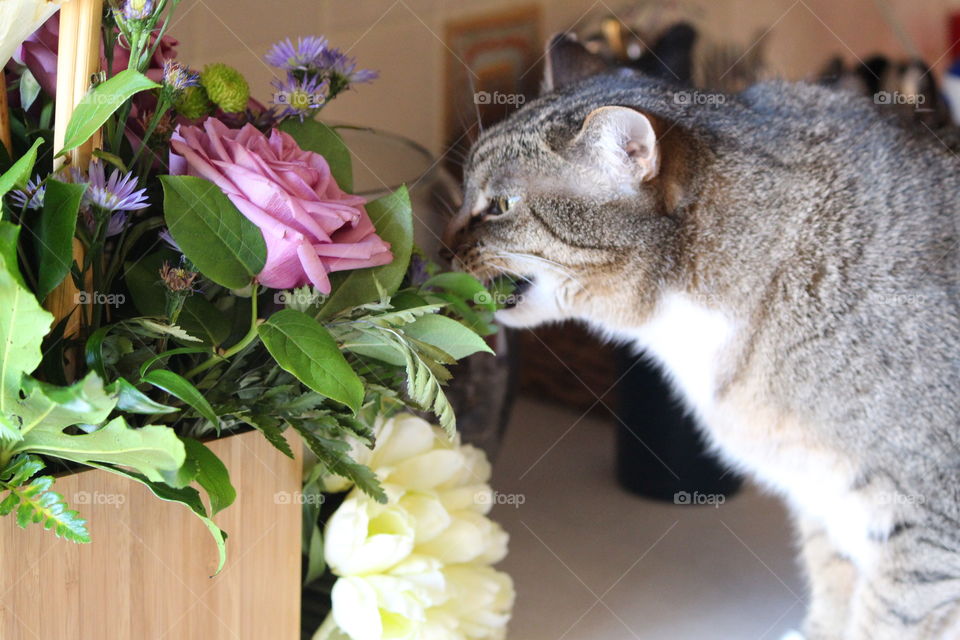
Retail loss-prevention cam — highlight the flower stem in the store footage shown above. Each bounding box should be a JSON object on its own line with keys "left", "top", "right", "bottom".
{"left": 185, "top": 284, "right": 261, "bottom": 378}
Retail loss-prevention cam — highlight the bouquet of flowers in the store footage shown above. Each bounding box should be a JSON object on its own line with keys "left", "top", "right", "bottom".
{"left": 0, "top": 2, "right": 514, "bottom": 637}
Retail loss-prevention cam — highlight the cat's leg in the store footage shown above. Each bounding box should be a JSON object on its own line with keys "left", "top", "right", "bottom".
{"left": 846, "top": 524, "right": 960, "bottom": 640}
{"left": 794, "top": 515, "right": 858, "bottom": 640}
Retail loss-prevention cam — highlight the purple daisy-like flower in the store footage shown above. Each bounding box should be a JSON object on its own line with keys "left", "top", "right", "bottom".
{"left": 162, "top": 60, "right": 199, "bottom": 91}
{"left": 84, "top": 161, "right": 150, "bottom": 213}
{"left": 8, "top": 176, "right": 45, "bottom": 210}
{"left": 264, "top": 36, "right": 329, "bottom": 71}
{"left": 120, "top": 0, "right": 155, "bottom": 20}
{"left": 320, "top": 48, "right": 378, "bottom": 85}
{"left": 158, "top": 228, "right": 181, "bottom": 252}
{"left": 271, "top": 74, "right": 330, "bottom": 120}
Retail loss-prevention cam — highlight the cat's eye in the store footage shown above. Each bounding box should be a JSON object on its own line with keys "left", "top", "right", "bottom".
{"left": 483, "top": 195, "right": 520, "bottom": 219}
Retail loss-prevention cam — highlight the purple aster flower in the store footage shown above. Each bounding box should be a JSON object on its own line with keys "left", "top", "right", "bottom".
{"left": 8, "top": 176, "right": 45, "bottom": 210}
{"left": 119, "top": 0, "right": 155, "bottom": 20}
{"left": 320, "top": 48, "right": 378, "bottom": 86}
{"left": 271, "top": 74, "right": 329, "bottom": 120}
{"left": 159, "top": 228, "right": 181, "bottom": 252}
{"left": 264, "top": 36, "right": 329, "bottom": 71}
{"left": 162, "top": 60, "right": 199, "bottom": 91}
{"left": 106, "top": 212, "right": 128, "bottom": 238}
{"left": 84, "top": 161, "right": 150, "bottom": 213}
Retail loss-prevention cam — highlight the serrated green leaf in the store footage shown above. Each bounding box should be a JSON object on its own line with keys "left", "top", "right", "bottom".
{"left": 35, "top": 179, "right": 84, "bottom": 300}
{"left": 58, "top": 71, "right": 160, "bottom": 155}
{"left": 141, "top": 369, "right": 220, "bottom": 428}
{"left": 15, "top": 416, "right": 186, "bottom": 483}
{"left": 258, "top": 309, "right": 364, "bottom": 412}
{"left": 292, "top": 424, "right": 385, "bottom": 503}
{"left": 4, "top": 475, "right": 89, "bottom": 542}
{"left": 241, "top": 414, "right": 295, "bottom": 459}
{"left": 0, "top": 453, "right": 44, "bottom": 486}
{"left": 160, "top": 175, "right": 267, "bottom": 289}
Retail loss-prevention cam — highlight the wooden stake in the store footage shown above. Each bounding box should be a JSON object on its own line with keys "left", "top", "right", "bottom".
{"left": 53, "top": 0, "right": 103, "bottom": 171}
{"left": 49, "top": 0, "right": 103, "bottom": 350}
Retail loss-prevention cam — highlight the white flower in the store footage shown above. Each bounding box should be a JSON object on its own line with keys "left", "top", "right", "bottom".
{"left": 324, "top": 491, "right": 415, "bottom": 576}
{"left": 315, "top": 413, "right": 514, "bottom": 640}
{"left": 0, "top": 0, "right": 67, "bottom": 67}
{"left": 422, "top": 566, "right": 515, "bottom": 640}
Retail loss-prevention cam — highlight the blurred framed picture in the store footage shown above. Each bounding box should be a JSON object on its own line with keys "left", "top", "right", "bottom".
{"left": 443, "top": 6, "right": 542, "bottom": 177}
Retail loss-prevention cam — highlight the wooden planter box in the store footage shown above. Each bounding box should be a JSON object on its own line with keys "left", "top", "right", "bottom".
{"left": 0, "top": 430, "right": 302, "bottom": 639}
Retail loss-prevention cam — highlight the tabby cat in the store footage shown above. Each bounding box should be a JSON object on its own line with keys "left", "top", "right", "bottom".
{"left": 446, "top": 35, "right": 960, "bottom": 640}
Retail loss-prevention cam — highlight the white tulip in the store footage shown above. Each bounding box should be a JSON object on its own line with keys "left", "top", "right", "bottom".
{"left": 423, "top": 565, "right": 515, "bottom": 640}
{"left": 0, "top": 0, "right": 67, "bottom": 66}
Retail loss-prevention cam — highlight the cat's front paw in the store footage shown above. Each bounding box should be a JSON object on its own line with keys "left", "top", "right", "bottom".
{"left": 780, "top": 631, "right": 806, "bottom": 640}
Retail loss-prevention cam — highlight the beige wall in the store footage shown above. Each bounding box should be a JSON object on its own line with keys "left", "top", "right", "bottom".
{"left": 170, "top": 0, "right": 959, "bottom": 154}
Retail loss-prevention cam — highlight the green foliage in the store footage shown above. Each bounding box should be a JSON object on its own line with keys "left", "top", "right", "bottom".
{"left": 0, "top": 468, "right": 89, "bottom": 543}
{"left": 35, "top": 179, "right": 85, "bottom": 300}
{"left": 141, "top": 369, "right": 220, "bottom": 429}
{"left": 259, "top": 309, "right": 365, "bottom": 413}
{"left": 0, "top": 138, "right": 43, "bottom": 198}
{"left": 58, "top": 71, "right": 160, "bottom": 155}
{"left": 160, "top": 175, "right": 267, "bottom": 289}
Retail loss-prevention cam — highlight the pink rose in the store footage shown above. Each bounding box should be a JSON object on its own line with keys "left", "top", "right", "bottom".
{"left": 15, "top": 13, "right": 178, "bottom": 98}
{"left": 169, "top": 119, "right": 392, "bottom": 293}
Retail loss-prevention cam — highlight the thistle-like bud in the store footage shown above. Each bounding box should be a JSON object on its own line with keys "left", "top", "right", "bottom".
{"left": 200, "top": 63, "right": 250, "bottom": 114}
{"left": 159, "top": 261, "right": 198, "bottom": 293}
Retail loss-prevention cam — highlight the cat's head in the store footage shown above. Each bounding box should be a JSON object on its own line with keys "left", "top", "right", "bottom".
{"left": 446, "top": 35, "right": 699, "bottom": 330}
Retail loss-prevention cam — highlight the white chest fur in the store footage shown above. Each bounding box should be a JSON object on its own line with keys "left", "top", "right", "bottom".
{"left": 607, "top": 293, "right": 882, "bottom": 569}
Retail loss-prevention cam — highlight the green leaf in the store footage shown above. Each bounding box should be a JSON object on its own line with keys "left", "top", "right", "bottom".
{"left": 108, "top": 378, "right": 179, "bottom": 415}
{"left": 58, "top": 70, "right": 160, "bottom": 155}
{"left": 279, "top": 119, "right": 353, "bottom": 192}
{"left": 422, "top": 272, "right": 494, "bottom": 310}
{"left": 317, "top": 186, "right": 414, "bottom": 318}
{"left": 35, "top": 179, "right": 85, "bottom": 300}
{"left": 240, "top": 414, "right": 294, "bottom": 459}
{"left": 138, "top": 347, "right": 209, "bottom": 379}
{"left": 160, "top": 175, "right": 267, "bottom": 289}
{"left": 0, "top": 475, "right": 89, "bottom": 543}
{"left": 88, "top": 462, "right": 228, "bottom": 574}
{"left": 342, "top": 331, "right": 406, "bottom": 366}
{"left": 0, "top": 222, "right": 26, "bottom": 288}
{"left": 0, "top": 253, "right": 54, "bottom": 415}
{"left": 182, "top": 437, "right": 236, "bottom": 515}
{"left": 141, "top": 369, "right": 220, "bottom": 428}
{"left": 0, "top": 138, "right": 43, "bottom": 198}
{"left": 15, "top": 373, "right": 116, "bottom": 437}
{"left": 15, "top": 416, "right": 186, "bottom": 483}
{"left": 403, "top": 314, "right": 493, "bottom": 360}
{"left": 292, "top": 424, "right": 386, "bottom": 503}
{"left": 258, "top": 309, "right": 364, "bottom": 412}
{"left": 0, "top": 453, "right": 44, "bottom": 486}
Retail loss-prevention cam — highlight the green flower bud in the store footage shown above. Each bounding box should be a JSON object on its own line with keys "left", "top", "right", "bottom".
{"left": 200, "top": 63, "right": 250, "bottom": 114}
{"left": 174, "top": 85, "right": 214, "bottom": 120}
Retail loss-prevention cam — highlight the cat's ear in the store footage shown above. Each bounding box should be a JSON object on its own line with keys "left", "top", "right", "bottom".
{"left": 574, "top": 106, "right": 660, "bottom": 183}
{"left": 543, "top": 33, "right": 609, "bottom": 92}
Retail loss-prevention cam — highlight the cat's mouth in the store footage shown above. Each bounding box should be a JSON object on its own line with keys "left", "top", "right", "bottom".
{"left": 483, "top": 274, "right": 534, "bottom": 310}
